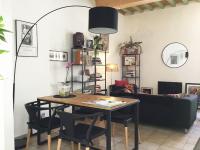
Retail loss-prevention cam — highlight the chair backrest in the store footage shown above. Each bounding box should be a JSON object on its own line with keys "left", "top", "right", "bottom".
{"left": 25, "top": 101, "right": 41, "bottom": 123}
{"left": 57, "top": 109, "right": 103, "bottom": 140}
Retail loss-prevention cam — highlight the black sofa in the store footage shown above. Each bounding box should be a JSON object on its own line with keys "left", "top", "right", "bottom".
{"left": 110, "top": 85, "right": 198, "bottom": 130}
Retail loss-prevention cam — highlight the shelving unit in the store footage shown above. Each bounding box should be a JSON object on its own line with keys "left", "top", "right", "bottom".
{"left": 71, "top": 48, "right": 107, "bottom": 95}
{"left": 122, "top": 53, "right": 141, "bottom": 89}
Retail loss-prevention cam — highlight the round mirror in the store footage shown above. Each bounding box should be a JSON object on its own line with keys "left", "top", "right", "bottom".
{"left": 162, "top": 42, "right": 189, "bottom": 68}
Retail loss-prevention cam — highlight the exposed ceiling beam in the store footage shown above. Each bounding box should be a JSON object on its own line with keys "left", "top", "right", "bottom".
{"left": 95, "top": 0, "right": 162, "bottom": 9}
{"left": 181, "top": 0, "right": 189, "bottom": 4}
{"left": 166, "top": 0, "right": 176, "bottom": 7}
{"left": 134, "top": 6, "right": 144, "bottom": 13}
{"left": 118, "top": 9, "right": 127, "bottom": 15}
{"left": 126, "top": 7, "right": 136, "bottom": 14}
{"left": 143, "top": 4, "right": 154, "bottom": 10}
{"left": 155, "top": 1, "right": 165, "bottom": 8}
{"left": 124, "top": 8, "right": 134, "bottom": 14}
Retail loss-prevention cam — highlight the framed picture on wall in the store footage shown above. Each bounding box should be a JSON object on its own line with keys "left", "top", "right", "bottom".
{"left": 15, "top": 20, "right": 38, "bottom": 57}
{"left": 49, "top": 50, "right": 68, "bottom": 62}
{"left": 185, "top": 83, "right": 200, "bottom": 95}
{"left": 141, "top": 87, "right": 153, "bottom": 94}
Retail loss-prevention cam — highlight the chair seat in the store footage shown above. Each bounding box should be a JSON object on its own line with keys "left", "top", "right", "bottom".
{"left": 28, "top": 117, "right": 60, "bottom": 131}
{"left": 111, "top": 111, "right": 133, "bottom": 126}
{"left": 61, "top": 123, "right": 105, "bottom": 144}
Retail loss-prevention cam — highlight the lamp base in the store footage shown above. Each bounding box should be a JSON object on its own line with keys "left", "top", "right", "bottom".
{"left": 15, "top": 137, "right": 27, "bottom": 149}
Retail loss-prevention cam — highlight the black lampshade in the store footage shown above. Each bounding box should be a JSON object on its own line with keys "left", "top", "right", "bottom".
{"left": 89, "top": 7, "right": 118, "bottom": 34}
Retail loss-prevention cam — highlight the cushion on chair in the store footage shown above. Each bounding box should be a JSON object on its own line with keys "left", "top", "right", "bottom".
{"left": 111, "top": 111, "right": 133, "bottom": 126}
{"left": 29, "top": 117, "right": 60, "bottom": 131}
{"left": 60, "top": 123, "right": 105, "bottom": 144}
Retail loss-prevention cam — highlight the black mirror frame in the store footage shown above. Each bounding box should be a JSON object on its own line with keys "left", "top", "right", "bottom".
{"left": 161, "top": 42, "right": 189, "bottom": 68}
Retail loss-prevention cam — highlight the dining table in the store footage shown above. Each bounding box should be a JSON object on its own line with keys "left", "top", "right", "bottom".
{"left": 37, "top": 93, "right": 140, "bottom": 150}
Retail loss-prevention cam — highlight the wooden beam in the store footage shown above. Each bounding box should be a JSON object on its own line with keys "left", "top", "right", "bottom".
{"left": 118, "top": 9, "right": 127, "bottom": 15}
{"left": 126, "top": 8, "right": 135, "bottom": 14}
{"left": 134, "top": 6, "right": 144, "bottom": 13}
{"left": 166, "top": 0, "right": 176, "bottom": 7}
{"left": 95, "top": 0, "right": 162, "bottom": 9}
{"left": 181, "top": 0, "right": 189, "bottom": 4}
{"left": 155, "top": 1, "right": 165, "bottom": 8}
{"left": 143, "top": 4, "right": 154, "bottom": 10}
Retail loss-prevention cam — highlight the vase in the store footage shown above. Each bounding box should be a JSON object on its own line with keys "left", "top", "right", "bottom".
{"left": 58, "top": 82, "right": 71, "bottom": 97}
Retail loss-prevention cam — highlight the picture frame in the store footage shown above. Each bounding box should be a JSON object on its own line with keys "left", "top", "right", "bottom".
{"left": 141, "top": 87, "right": 153, "bottom": 94}
{"left": 185, "top": 83, "right": 200, "bottom": 95}
{"left": 123, "top": 56, "right": 136, "bottom": 66}
{"left": 15, "top": 20, "right": 38, "bottom": 57}
{"left": 100, "top": 34, "right": 109, "bottom": 52}
{"left": 49, "top": 50, "right": 68, "bottom": 62}
{"left": 86, "top": 40, "right": 93, "bottom": 49}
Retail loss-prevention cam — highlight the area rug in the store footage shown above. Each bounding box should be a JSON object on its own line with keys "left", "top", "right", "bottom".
{"left": 194, "top": 138, "right": 200, "bottom": 150}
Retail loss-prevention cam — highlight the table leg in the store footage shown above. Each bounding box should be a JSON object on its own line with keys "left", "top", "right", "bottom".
{"left": 106, "top": 111, "right": 112, "bottom": 150}
{"left": 37, "top": 100, "right": 41, "bottom": 145}
{"left": 133, "top": 103, "right": 139, "bottom": 150}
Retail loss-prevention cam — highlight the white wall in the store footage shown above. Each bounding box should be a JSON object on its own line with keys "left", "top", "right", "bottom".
{"left": 13, "top": 0, "right": 96, "bottom": 137}
{"left": 0, "top": 0, "right": 14, "bottom": 149}
{"left": 123, "top": 2, "right": 200, "bottom": 94}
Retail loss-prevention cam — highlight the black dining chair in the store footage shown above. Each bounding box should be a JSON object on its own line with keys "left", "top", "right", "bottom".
{"left": 109, "top": 106, "right": 141, "bottom": 150}
{"left": 24, "top": 101, "right": 68, "bottom": 150}
{"left": 56, "top": 107, "right": 106, "bottom": 150}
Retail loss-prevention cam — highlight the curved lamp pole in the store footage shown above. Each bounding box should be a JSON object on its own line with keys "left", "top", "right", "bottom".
{"left": 14, "top": 5, "right": 118, "bottom": 149}
{"left": 13, "top": 5, "right": 118, "bottom": 107}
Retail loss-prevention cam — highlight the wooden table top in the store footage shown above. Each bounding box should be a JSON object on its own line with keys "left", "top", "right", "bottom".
{"left": 37, "top": 94, "right": 139, "bottom": 111}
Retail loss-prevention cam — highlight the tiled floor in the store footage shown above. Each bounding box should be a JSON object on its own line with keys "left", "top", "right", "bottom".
{"left": 25, "top": 113, "right": 200, "bottom": 150}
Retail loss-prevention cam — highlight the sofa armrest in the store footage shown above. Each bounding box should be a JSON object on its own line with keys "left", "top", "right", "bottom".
{"left": 173, "top": 95, "right": 198, "bottom": 129}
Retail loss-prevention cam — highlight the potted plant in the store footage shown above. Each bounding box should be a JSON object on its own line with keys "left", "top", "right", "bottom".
{"left": 58, "top": 62, "right": 73, "bottom": 97}
{"left": 119, "top": 36, "right": 142, "bottom": 55}
{"left": 0, "top": 16, "right": 11, "bottom": 80}
{"left": 93, "top": 35, "right": 102, "bottom": 56}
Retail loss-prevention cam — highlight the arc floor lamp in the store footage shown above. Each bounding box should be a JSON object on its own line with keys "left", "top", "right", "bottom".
{"left": 14, "top": 5, "right": 118, "bottom": 149}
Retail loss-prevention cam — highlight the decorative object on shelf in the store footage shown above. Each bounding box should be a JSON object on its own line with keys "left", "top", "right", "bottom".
{"left": 72, "top": 49, "right": 84, "bottom": 64}
{"left": 75, "top": 74, "right": 90, "bottom": 82}
{"left": 15, "top": 20, "right": 38, "bottom": 57}
{"left": 106, "top": 64, "right": 119, "bottom": 84}
{"left": 141, "top": 87, "right": 153, "bottom": 94}
{"left": 100, "top": 34, "right": 109, "bottom": 52}
{"left": 65, "top": 62, "right": 73, "bottom": 83}
{"left": 123, "top": 56, "right": 136, "bottom": 66}
{"left": 86, "top": 40, "right": 93, "bottom": 49}
{"left": 73, "top": 32, "right": 84, "bottom": 48}
{"left": 162, "top": 42, "right": 189, "bottom": 68}
{"left": 90, "top": 73, "right": 103, "bottom": 81}
{"left": 92, "top": 57, "right": 102, "bottom": 65}
{"left": 49, "top": 50, "right": 68, "bottom": 61}
{"left": 125, "top": 70, "right": 135, "bottom": 77}
{"left": 119, "top": 36, "right": 142, "bottom": 55}
{"left": 0, "top": 16, "right": 11, "bottom": 80}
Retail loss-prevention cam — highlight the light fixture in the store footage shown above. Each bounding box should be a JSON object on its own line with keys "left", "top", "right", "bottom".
{"left": 106, "top": 64, "right": 119, "bottom": 84}
{"left": 89, "top": 7, "right": 118, "bottom": 34}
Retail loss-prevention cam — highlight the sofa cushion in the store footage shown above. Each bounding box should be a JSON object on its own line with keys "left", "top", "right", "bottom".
{"left": 115, "top": 80, "right": 128, "bottom": 87}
